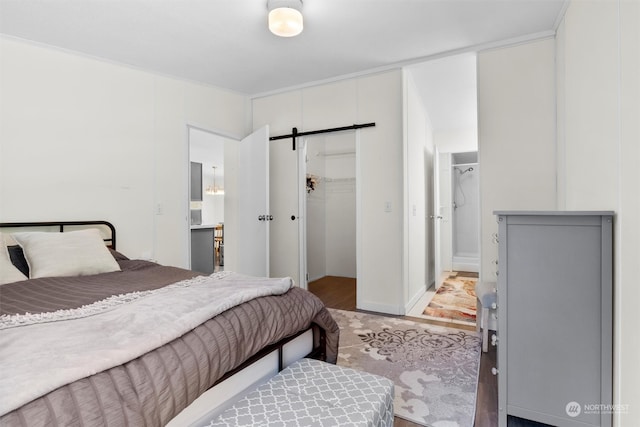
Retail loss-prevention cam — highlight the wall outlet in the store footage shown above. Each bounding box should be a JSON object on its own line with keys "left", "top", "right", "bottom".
{"left": 156, "top": 203, "right": 164, "bottom": 215}
{"left": 384, "top": 201, "right": 392, "bottom": 212}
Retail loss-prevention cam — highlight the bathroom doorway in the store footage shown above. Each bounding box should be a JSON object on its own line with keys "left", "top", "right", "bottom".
{"left": 451, "top": 151, "right": 480, "bottom": 272}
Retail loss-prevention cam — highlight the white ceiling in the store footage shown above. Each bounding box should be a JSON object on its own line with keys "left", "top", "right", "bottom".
{"left": 0, "top": 0, "right": 566, "bottom": 130}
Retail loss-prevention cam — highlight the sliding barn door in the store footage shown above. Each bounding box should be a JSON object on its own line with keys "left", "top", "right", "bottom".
{"left": 237, "top": 126, "right": 270, "bottom": 277}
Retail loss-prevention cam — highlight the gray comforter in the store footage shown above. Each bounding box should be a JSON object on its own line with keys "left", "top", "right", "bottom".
{"left": 0, "top": 260, "right": 339, "bottom": 427}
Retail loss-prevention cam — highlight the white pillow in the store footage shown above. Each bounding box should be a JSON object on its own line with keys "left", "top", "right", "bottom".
{"left": 12, "top": 229, "right": 121, "bottom": 279}
{"left": 0, "top": 233, "right": 29, "bottom": 285}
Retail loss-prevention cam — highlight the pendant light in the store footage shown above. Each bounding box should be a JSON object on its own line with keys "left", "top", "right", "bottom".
{"left": 267, "top": 0, "right": 303, "bottom": 37}
{"left": 206, "top": 166, "right": 224, "bottom": 195}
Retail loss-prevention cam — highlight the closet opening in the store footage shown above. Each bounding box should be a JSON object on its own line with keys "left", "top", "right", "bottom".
{"left": 269, "top": 123, "right": 372, "bottom": 306}
{"left": 303, "top": 132, "right": 357, "bottom": 307}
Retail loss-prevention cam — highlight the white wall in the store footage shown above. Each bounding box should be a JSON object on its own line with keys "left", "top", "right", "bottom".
{"left": 0, "top": 37, "right": 249, "bottom": 268}
{"left": 325, "top": 178, "right": 356, "bottom": 278}
{"left": 253, "top": 70, "right": 406, "bottom": 314}
{"left": 477, "top": 5, "right": 640, "bottom": 421}
{"left": 348, "top": 72, "right": 405, "bottom": 313}
{"left": 434, "top": 128, "right": 478, "bottom": 153}
{"left": 404, "top": 71, "right": 433, "bottom": 311}
{"left": 477, "top": 38, "right": 558, "bottom": 283}
{"left": 556, "top": 1, "right": 640, "bottom": 424}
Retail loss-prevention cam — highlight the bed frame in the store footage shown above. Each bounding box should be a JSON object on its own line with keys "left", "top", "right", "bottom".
{"left": 0, "top": 220, "right": 116, "bottom": 248}
{"left": 171, "top": 328, "right": 318, "bottom": 426}
{"left": 0, "top": 220, "right": 328, "bottom": 426}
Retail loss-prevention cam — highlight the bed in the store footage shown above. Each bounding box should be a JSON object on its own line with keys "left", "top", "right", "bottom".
{"left": 0, "top": 221, "right": 339, "bottom": 427}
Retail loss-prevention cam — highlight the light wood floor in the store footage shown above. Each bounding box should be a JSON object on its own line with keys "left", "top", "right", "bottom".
{"left": 308, "top": 276, "right": 498, "bottom": 427}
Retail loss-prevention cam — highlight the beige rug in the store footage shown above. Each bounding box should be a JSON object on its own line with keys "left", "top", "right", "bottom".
{"left": 422, "top": 274, "right": 478, "bottom": 326}
{"left": 329, "top": 308, "right": 481, "bottom": 427}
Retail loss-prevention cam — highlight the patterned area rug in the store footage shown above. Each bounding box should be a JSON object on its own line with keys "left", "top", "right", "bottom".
{"left": 329, "top": 308, "right": 481, "bottom": 427}
{"left": 423, "top": 274, "right": 477, "bottom": 326}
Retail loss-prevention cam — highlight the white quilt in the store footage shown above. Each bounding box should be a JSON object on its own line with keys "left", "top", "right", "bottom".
{"left": 0, "top": 272, "right": 293, "bottom": 416}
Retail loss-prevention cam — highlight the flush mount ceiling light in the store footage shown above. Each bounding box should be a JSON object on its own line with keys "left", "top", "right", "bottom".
{"left": 267, "top": 0, "right": 303, "bottom": 37}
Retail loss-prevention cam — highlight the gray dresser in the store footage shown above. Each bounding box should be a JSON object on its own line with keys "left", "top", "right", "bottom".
{"left": 494, "top": 211, "right": 613, "bottom": 427}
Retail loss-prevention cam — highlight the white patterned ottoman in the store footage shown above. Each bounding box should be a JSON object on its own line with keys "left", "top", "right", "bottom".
{"left": 205, "top": 358, "right": 394, "bottom": 427}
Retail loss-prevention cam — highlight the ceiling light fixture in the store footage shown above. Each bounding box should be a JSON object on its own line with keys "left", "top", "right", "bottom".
{"left": 267, "top": 0, "right": 303, "bottom": 38}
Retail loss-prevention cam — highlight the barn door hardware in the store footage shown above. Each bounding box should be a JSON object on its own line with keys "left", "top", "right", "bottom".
{"left": 269, "top": 123, "right": 376, "bottom": 151}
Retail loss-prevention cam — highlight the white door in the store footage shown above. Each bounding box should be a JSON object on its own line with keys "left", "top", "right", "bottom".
{"left": 434, "top": 149, "right": 453, "bottom": 288}
{"left": 269, "top": 136, "right": 301, "bottom": 285}
{"left": 237, "top": 126, "right": 270, "bottom": 277}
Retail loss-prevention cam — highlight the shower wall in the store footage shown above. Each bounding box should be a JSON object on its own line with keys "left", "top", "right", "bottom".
{"left": 452, "top": 162, "right": 480, "bottom": 272}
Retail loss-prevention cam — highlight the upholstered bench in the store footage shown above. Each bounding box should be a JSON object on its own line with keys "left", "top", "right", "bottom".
{"left": 475, "top": 280, "right": 497, "bottom": 353}
{"left": 205, "top": 358, "right": 394, "bottom": 427}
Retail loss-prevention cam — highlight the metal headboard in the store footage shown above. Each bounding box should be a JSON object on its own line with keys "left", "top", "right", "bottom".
{"left": 0, "top": 221, "right": 116, "bottom": 249}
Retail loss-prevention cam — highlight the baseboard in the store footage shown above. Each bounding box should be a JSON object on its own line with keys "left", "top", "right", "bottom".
{"left": 307, "top": 274, "right": 324, "bottom": 283}
{"left": 405, "top": 286, "right": 426, "bottom": 314}
{"left": 452, "top": 262, "right": 480, "bottom": 273}
{"left": 357, "top": 300, "right": 404, "bottom": 316}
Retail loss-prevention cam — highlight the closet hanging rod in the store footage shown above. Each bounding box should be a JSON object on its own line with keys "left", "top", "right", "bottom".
{"left": 269, "top": 122, "right": 375, "bottom": 150}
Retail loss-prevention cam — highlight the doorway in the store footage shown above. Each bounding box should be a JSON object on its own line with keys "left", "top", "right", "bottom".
{"left": 451, "top": 151, "right": 480, "bottom": 273}
{"left": 434, "top": 150, "right": 480, "bottom": 282}
{"left": 188, "top": 125, "right": 271, "bottom": 277}
{"left": 303, "top": 133, "right": 357, "bottom": 289}
{"left": 268, "top": 127, "right": 360, "bottom": 304}
{"left": 305, "top": 133, "right": 357, "bottom": 281}
{"left": 188, "top": 127, "right": 228, "bottom": 274}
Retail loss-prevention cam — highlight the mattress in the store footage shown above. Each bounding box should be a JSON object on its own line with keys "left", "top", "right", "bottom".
{"left": 0, "top": 260, "right": 339, "bottom": 427}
